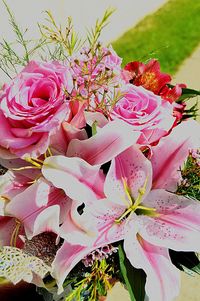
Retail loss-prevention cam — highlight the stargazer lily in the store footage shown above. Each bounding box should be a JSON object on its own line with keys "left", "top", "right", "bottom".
{"left": 42, "top": 120, "right": 200, "bottom": 300}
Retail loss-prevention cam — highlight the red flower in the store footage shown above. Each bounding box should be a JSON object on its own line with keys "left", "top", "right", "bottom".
{"left": 124, "top": 59, "right": 185, "bottom": 103}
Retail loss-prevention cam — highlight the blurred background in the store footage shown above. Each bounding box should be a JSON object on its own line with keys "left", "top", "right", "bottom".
{"left": 0, "top": 0, "right": 200, "bottom": 300}
{"left": 0, "top": 0, "right": 200, "bottom": 86}
{"left": 0, "top": 0, "right": 167, "bottom": 45}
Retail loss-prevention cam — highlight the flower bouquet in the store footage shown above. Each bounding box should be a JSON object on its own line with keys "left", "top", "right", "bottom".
{"left": 0, "top": 4, "right": 200, "bottom": 301}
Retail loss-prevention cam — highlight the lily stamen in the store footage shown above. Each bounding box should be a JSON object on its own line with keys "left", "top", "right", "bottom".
{"left": 11, "top": 166, "right": 41, "bottom": 171}
{"left": 12, "top": 157, "right": 44, "bottom": 171}
{"left": 115, "top": 176, "right": 151, "bottom": 224}
{"left": 122, "top": 177, "right": 133, "bottom": 206}
{"left": 25, "top": 157, "right": 43, "bottom": 168}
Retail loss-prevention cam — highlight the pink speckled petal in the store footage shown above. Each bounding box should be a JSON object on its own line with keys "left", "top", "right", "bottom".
{"left": 104, "top": 145, "right": 152, "bottom": 205}
{"left": 124, "top": 229, "right": 180, "bottom": 301}
{"left": 140, "top": 189, "right": 200, "bottom": 251}
{"left": 62, "top": 196, "right": 126, "bottom": 248}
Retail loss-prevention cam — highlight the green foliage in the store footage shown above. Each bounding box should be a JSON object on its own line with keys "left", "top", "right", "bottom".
{"left": 0, "top": 1, "right": 46, "bottom": 79}
{"left": 39, "top": 9, "right": 115, "bottom": 59}
{"left": 112, "top": 0, "right": 200, "bottom": 74}
{"left": 176, "top": 152, "right": 200, "bottom": 201}
{"left": 175, "top": 86, "right": 200, "bottom": 120}
{"left": 38, "top": 11, "right": 83, "bottom": 58}
{"left": 2, "top": 0, "right": 30, "bottom": 63}
{"left": 65, "top": 259, "right": 116, "bottom": 301}
{"left": 87, "top": 8, "right": 115, "bottom": 53}
{"left": 118, "top": 243, "right": 146, "bottom": 301}
{"left": 177, "top": 87, "right": 200, "bottom": 102}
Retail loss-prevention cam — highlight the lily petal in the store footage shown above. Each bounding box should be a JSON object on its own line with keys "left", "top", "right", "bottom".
{"left": 0, "top": 216, "right": 24, "bottom": 248}
{"left": 5, "top": 178, "right": 69, "bottom": 239}
{"left": 66, "top": 119, "right": 140, "bottom": 165}
{"left": 151, "top": 120, "right": 200, "bottom": 190}
{"left": 0, "top": 170, "right": 28, "bottom": 200}
{"left": 42, "top": 155, "right": 105, "bottom": 203}
{"left": 124, "top": 228, "right": 180, "bottom": 301}
{"left": 59, "top": 200, "right": 98, "bottom": 246}
{"left": 32, "top": 205, "right": 60, "bottom": 238}
{"left": 52, "top": 242, "right": 93, "bottom": 294}
{"left": 104, "top": 145, "right": 152, "bottom": 205}
{"left": 84, "top": 111, "right": 108, "bottom": 128}
{"left": 140, "top": 189, "right": 200, "bottom": 251}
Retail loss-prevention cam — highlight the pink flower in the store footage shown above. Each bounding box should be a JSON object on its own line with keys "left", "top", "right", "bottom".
{"left": 47, "top": 144, "right": 200, "bottom": 299}
{"left": 111, "top": 85, "right": 175, "bottom": 145}
{"left": 150, "top": 120, "right": 200, "bottom": 190}
{"left": 68, "top": 46, "right": 123, "bottom": 113}
{"left": 0, "top": 61, "right": 73, "bottom": 158}
{"left": 41, "top": 120, "right": 200, "bottom": 297}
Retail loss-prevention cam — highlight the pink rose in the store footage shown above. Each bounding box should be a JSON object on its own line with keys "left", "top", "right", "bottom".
{"left": 0, "top": 61, "right": 73, "bottom": 158}
{"left": 111, "top": 85, "right": 175, "bottom": 145}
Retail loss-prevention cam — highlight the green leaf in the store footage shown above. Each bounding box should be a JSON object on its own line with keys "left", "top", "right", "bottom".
{"left": 177, "top": 87, "right": 200, "bottom": 102}
{"left": 170, "top": 250, "right": 200, "bottom": 275}
{"left": 191, "top": 262, "right": 200, "bottom": 274}
{"left": 118, "top": 243, "right": 146, "bottom": 301}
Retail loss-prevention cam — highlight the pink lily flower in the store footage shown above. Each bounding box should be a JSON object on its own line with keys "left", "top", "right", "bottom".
{"left": 0, "top": 170, "right": 30, "bottom": 247}
{"left": 42, "top": 121, "right": 200, "bottom": 300}
{"left": 3, "top": 176, "right": 70, "bottom": 240}
{"left": 151, "top": 119, "right": 200, "bottom": 190}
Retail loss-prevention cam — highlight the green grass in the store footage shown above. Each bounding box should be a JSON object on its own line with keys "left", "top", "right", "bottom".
{"left": 112, "top": 0, "right": 200, "bottom": 75}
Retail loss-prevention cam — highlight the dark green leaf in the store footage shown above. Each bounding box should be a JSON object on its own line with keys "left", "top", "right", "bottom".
{"left": 169, "top": 250, "right": 200, "bottom": 274}
{"left": 118, "top": 243, "right": 146, "bottom": 301}
{"left": 177, "top": 87, "right": 200, "bottom": 102}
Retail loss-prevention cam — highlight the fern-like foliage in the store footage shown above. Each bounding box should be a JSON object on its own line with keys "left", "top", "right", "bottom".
{"left": 0, "top": 1, "right": 46, "bottom": 79}
{"left": 38, "top": 11, "right": 83, "bottom": 59}
{"left": 0, "top": 2, "right": 115, "bottom": 79}
{"left": 87, "top": 8, "right": 115, "bottom": 53}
